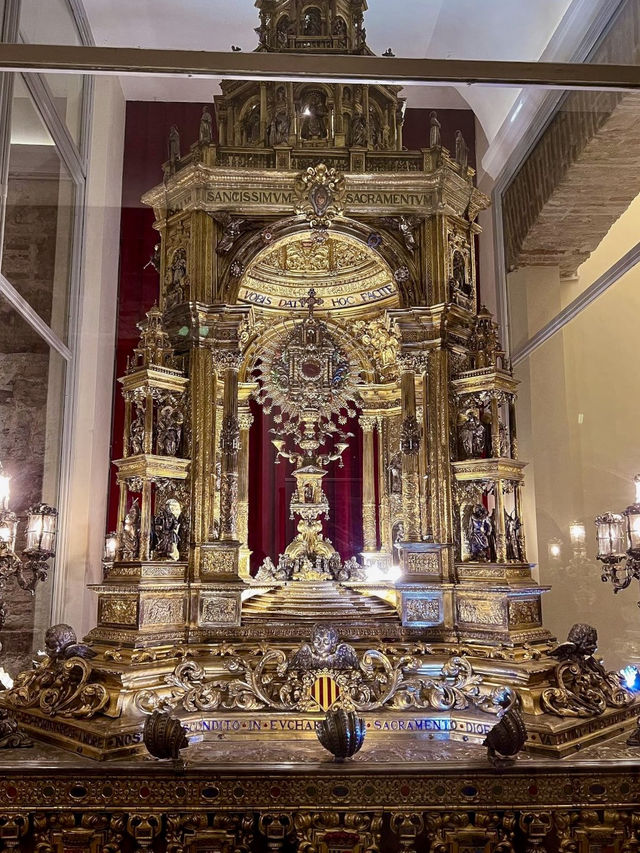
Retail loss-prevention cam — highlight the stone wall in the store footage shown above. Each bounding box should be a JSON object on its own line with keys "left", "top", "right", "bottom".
{"left": 0, "top": 146, "right": 68, "bottom": 672}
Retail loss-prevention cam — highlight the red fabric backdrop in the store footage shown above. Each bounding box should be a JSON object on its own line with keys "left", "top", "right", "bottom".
{"left": 109, "top": 103, "right": 476, "bottom": 572}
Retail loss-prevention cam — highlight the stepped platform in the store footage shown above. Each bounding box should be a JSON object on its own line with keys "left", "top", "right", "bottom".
{"left": 242, "top": 580, "right": 399, "bottom": 624}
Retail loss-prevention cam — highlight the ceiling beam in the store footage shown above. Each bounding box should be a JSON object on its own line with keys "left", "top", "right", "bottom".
{"left": 0, "top": 43, "right": 639, "bottom": 90}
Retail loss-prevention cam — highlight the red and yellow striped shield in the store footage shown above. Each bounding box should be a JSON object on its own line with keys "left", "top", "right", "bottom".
{"left": 312, "top": 674, "right": 340, "bottom": 711}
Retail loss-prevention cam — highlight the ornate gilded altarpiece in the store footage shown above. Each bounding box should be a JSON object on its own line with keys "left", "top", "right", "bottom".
{"left": 0, "top": 1, "right": 638, "bottom": 848}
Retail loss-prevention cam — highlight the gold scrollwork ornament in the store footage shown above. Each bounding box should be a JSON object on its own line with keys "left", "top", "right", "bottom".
{"left": 294, "top": 163, "right": 346, "bottom": 227}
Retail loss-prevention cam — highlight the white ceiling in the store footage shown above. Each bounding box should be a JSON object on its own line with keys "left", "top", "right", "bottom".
{"left": 81, "top": 0, "right": 615, "bottom": 157}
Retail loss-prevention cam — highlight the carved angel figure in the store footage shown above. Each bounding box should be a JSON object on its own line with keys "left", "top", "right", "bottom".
{"left": 289, "top": 624, "right": 359, "bottom": 671}
{"left": 212, "top": 212, "right": 248, "bottom": 255}
{"left": 44, "top": 623, "right": 96, "bottom": 660}
{"left": 381, "top": 215, "right": 420, "bottom": 252}
{"left": 542, "top": 623, "right": 633, "bottom": 718}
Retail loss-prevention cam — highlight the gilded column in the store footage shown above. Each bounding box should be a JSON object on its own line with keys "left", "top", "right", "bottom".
{"left": 334, "top": 83, "right": 345, "bottom": 146}
{"left": 190, "top": 348, "right": 218, "bottom": 549}
{"left": 363, "top": 86, "right": 370, "bottom": 148}
{"left": 494, "top": 481, "right": 507, "bottom": 563}
{"left": 377, "top": 416, "right": 392, "bottom": 555}
{"left": 237, "top": 408, "right": 254, "bottom": 577}
{"left": 360, "top": 415, "right": 378, "bottom": 553}
{"left": 509, "top": 399, "right": 518, "bottom": 459}
{"left": 140, "top": 480, "right": 152, "bottom": 561}
{"left": 286, "top": 82, "right": 296, "bottom": 145}
{"left": 426, "top": 348, "right": 454, "bottom": 550}
{"left": 399, "top": 359, "right": 421, "bottom": 543}
{"left": 219, "top": 354, "right": 241, "bottom": 543}
{"left": 490, "top": 393, "right": 501, "bottom": 458}
{"left": 259, "top": 82, "right": 268, "bottom": 144}
{"left": 514, "top": 484, "right": 527, "bottom": 561}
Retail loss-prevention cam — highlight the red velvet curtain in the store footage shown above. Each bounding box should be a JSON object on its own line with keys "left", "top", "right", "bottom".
{"left": 247, "top": 399, "right": 363, "bottom": 573}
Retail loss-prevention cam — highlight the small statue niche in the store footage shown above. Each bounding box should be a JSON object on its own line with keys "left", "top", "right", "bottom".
{"left": 332, "top": 16, "right": 347, "bottom": 42}
{"left": 268, "top": 86, "right": 291, "bottom": 147}
{"left": 276, "top": 15, "right": 290, "bottom": 48}
{"left": 242, "top": 104, "right": 261, "bottom": 146}
{"left": 350, "top": 105, "right": 367, "bottom": 147}
{"left": 505, "top": 509, "right": 523, "bottom": 561}
{"left": 389, "top": 453, "right": 402, "bottom": 496}
{"left": 120, "top": 499, "right": 141, "bottom": 560}
{"left": 301, "top": 90, "right": 328, "bottom": 141}
{"left": 152, "top": 498, "right": 182, "bottom": 561}
{"left": 165, "top": 248, "right": 188, "bottom": 309}
{"left": 369, "top": 106, "right": 383, "bottom": 149}
{"left": 303, "top": 483, "right": 314, "bottom": 502}
{"left": 458, "top": 410, "right": 486, "bottom": 459}
{"left": 129, "top": 404, "right": 146, "bottom": 456}
{"left": 450, "top": 249, "right": 473, "bottom": 304}
{"left": 156, "top": 402, "right": 184, "bottom": 457}
{"left": 303, "top": 7, "right": 322, "bottom": 36}
{"left": 466, "top": 504, "right": 492, "bottom": 562}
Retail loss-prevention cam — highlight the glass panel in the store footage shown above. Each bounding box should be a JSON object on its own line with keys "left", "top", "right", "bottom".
{"left": 43, "top": 73, "right": 85, "bottom": 148}
{"left": 20, "top": 0, "right": 81, "bottom": 45}
{"left": 0, "top": 296, "right": 65, "bottom": 674}
{"left": 2, "top": 77, "right": 75, "bottom": 343}
{"left": 512, "top": 250, "right": 640, "bottom": 670}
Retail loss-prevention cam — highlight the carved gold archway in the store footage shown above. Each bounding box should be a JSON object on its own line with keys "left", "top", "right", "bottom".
{"left": 238, "top": 229, "right": 399, "bottom": 316}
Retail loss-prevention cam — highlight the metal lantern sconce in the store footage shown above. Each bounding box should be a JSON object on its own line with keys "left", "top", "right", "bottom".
{"left": 103, "top": 531, "right": 118, "bottom": 564}
{"left": 595, "top": 475, "right": 640, "bottom": 595}
{"left": 0, "top": 463, "right": 58, "bottom": 626}
{"left": 569, "top": 520, "right": 587, "bottom": 553}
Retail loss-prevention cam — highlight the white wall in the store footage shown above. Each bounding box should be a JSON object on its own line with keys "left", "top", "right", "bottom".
{"left": 51, "top": 76, "right": 125, "bottom": 639}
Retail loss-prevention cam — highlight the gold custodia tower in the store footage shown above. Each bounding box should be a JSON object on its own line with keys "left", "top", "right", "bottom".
{"left": 3, "top": 0, "right": 637, "bottom": 760}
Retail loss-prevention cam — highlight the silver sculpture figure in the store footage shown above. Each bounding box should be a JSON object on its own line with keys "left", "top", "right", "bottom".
{"left": 467, "top": 504, "right": 492, "bottom": 561}
{"left": 199, "top": 106, "right": 213, "bottom": 145}
{"left": 120, "top": 499, "right": 141, "bottom": 559}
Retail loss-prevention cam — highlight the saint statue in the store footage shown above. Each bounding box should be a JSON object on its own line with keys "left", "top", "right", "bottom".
{"left": 458, "top": 411, "right": 485, "bottom": 459}
{"left": 121, "top": 499, "right": 141, "bottom": 560}
{"left": 303, "top": 7, "right": 322, "bottom": 36}
{"left": 129, "top": 406, "right": 145, "bottom": 455}
{"left": 389, "top": 454, "right": 402, "bottom": 495}
{"left": 455, "top": 130, "right": 468, "bottom": 170}
{"left": 157, "top": 403, "right": 183, "bottom": 456}
{"left": 153, "top": 499, "right": 181, "bottom": 561}
{"left": 467, "top": 504, "right": 492, "bottom": 561}
{"left": 301, "top": 91, "right": 327, "bottom": 140}
{"left": 168, "top": 125, "right": 180, "bottom": 163}
{"left": 351, "top": 106, "right": 367, "bottom": 147}
{"left": 505, "top": 509, "right": 523, "bottom": 561}
{"left": 429, "top": 111, "right": 441, "bottom": 147}
{"left": 268, "top": 86, "right": 291, "bottom": 146}
{"left": 199, "top": 106, "right": 213, "bottom": 145}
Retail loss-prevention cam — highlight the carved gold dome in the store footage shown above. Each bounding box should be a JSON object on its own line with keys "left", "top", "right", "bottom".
{"left": 238, "top": 231, "right": 397, "bottom": 313}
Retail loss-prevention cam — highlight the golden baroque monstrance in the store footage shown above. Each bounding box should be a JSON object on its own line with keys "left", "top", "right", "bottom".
{"left": 3, "top": 0, "right": 637, "bottom": 759}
